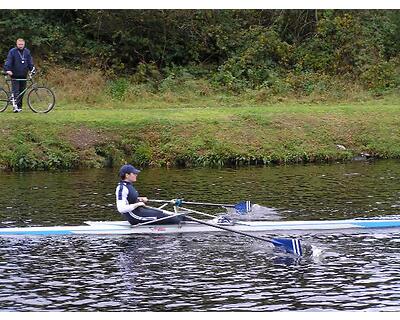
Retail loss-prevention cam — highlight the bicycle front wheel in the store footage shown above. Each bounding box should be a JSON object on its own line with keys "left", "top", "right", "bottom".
{"left": 0, "top": 88, "right": 9, "bottom": 112}
{"left": 27, "top": 86, "right": 56, "bottom": 113}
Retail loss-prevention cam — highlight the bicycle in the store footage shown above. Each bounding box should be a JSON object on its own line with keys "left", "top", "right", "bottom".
{"left": 0, "top": 69, "right": 56, "bottom": 113}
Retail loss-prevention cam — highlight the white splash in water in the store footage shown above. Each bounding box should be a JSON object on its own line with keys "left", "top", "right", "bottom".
{"left": 225, "top": 204, "right": 282, "bottom": 220}
{"left": 311, "top": 245, "right": 324, "bottom": 258}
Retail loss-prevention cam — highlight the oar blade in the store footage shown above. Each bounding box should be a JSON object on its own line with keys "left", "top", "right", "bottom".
{"left": 271, "top": 238, "right": 302, "bottom": 256}
{"left": 234, "top": 201, "right": 252, "bottom": 214}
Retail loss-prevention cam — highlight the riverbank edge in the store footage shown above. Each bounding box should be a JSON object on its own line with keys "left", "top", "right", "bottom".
{"left": 1, "top": 101, "right": 400, "bottom": 171}
{"left": 0, "top": 126, "right": 391, "bottom": 171}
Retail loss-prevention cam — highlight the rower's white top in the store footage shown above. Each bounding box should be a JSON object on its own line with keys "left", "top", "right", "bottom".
{"left": 115, "top": 184, "right": 142, "bottom": 213}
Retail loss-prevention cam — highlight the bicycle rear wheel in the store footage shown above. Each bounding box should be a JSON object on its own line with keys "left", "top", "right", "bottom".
{"left": 27, "top": 86, "right": 56, "bottom": 113}
{"left": 0, "top": 88, "right": 9, "bottom": 112}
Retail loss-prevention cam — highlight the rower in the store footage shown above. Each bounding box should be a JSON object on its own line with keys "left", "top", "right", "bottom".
{"left": 115, "top": 164, "right": 186, "bottom": 225}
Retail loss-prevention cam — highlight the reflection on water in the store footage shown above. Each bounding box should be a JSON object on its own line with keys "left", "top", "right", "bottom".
{"left": 1, "top": 160, "right": 400, "bottom": 311}
{"left": 1, "top": 232, "right": 400, "bottom": 311}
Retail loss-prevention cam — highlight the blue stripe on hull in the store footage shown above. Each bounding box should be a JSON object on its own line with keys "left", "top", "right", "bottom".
{"left": 0, "top": 230, "right": 74, "bottom": 235}
{"left": 353, "top": 221, "right": 400, "bottom": 228}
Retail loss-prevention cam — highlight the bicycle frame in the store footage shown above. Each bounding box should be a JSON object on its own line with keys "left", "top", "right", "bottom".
{"left": 1, "top": 70, "right": 56, "bottom": 113}
{"left": 3, "top": 75, "right": 36, "bottom": 103}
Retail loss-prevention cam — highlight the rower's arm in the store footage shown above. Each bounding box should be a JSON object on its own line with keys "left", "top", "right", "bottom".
{"left": 116, "top": 185, "right": 145, "bottom": 213}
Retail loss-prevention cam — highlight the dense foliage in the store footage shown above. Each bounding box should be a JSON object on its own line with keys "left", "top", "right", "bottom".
{"left": 0, "top": 9, "right": 399, "bottom": 94}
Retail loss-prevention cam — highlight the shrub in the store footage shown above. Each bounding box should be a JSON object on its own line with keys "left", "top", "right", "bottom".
{"left": 360, "top": 57, "right": 400, "bottom": 93}
{"left": 213, "top": 27, "right": 292, "bottom": 91}
{"left": 107, "top": 78, "right": 130, "bottom": 101}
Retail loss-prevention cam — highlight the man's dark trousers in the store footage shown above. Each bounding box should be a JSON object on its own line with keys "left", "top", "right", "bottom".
{"left": 11, "top": 78, "right": 27, "bottom": 109}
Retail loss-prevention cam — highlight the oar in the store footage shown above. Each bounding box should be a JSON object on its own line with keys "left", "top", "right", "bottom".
{"left": 122, "top": 205, "right": 301, "bottom": 256}
{"left": 178, "top": 207, "right": 303, "bottom": 256}
{"left": 149, "top": 199, "right": 252, "bottom": 214}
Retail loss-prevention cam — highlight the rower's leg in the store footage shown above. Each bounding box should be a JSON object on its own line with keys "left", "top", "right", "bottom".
{"left": 120, "top": 212, "right": 144, "bottom": 225}
{"left": 132, "top": 207, "right": 184, "bottom": 225}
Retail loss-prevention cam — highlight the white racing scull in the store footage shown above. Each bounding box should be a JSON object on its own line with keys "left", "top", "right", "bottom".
{"left": 1, "top": 215, "right": 400, "bottom": 236}
{"left": 2, "top": 198, "right": 400, "bottom": 257}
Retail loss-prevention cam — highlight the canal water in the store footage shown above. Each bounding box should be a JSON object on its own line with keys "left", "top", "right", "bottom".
{"left": 1, "top": 160, "right": 400, "bottom": 311}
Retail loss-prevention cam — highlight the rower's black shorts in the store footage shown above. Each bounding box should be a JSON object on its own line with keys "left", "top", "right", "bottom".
{"left": 121, "top": 206, "right": 185, "bottom": 225}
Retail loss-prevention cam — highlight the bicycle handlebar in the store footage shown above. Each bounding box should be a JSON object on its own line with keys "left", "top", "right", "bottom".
{"left": 2, "top": 69, "right": 36, "bottom": 80}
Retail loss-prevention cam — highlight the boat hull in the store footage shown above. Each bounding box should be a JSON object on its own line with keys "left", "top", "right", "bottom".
{"left": 1, "top": 217, "right": 400, "bottom": 236}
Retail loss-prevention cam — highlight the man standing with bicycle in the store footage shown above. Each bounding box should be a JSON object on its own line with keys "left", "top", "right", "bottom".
{"left": 3, "top": 38, "right": 35, "bottom": 113}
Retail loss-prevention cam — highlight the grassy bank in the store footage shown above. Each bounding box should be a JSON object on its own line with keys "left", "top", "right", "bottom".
{"left": 0, "top": 92, "right": 400, "bottom": 171}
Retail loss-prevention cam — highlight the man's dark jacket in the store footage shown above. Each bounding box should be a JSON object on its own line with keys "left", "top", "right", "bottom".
{"left": 4, "top": 47, "right": 34, "bottom": 78}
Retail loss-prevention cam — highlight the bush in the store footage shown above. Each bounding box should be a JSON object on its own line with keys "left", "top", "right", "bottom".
{"left": 131, "top": 62, "right": 163, "bottom": 89}
{"left": 107, "top": 78, "right": 130, "bottom": 101}
{"left": 131, "top": 143, "right": 153, "bottom": 166}
{"left": 213, "top": 27, "right": 292, "bottom": 91}
{"left": 8, "top": 144, "right": 38, "bottom": 170}
{"left": 360, "top": 57, "right": 400, "bottom": 93}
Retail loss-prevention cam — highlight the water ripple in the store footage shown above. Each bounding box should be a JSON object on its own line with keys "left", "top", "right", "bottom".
{"left": 2, "top": 162, "right": 400, "bottom": 310}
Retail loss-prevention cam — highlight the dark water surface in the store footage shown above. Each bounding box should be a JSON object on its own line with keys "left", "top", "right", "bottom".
{"left": 1, "top": 160, "right": 400, "bottom": 311}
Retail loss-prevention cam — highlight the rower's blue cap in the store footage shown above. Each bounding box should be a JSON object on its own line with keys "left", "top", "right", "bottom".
{"left": 119, "top": 164, "right": 141, "bottom": 176}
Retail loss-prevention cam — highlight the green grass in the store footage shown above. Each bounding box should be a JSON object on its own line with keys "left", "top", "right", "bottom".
{"left": 1, "top": 94, "right": 400, "bottom": 170}
{"left": 3, "top": 96, "right": 399, "bottom": 124}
